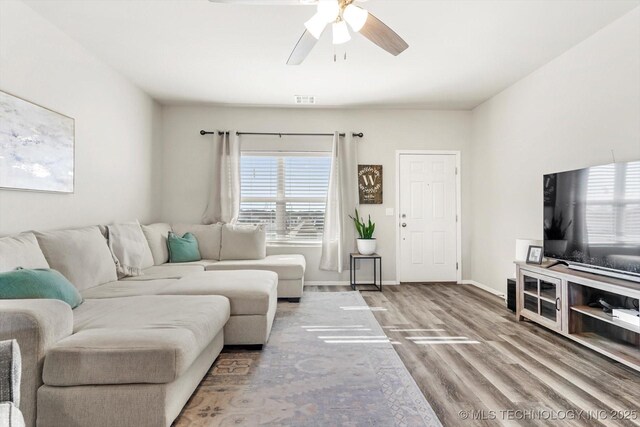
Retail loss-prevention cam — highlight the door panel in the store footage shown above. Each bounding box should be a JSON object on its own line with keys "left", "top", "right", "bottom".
{"left": 411, "top": 232, "right": 424, "bottom": 264}
{"left": 399, "top": 154, "right": 457, "bottom": 282}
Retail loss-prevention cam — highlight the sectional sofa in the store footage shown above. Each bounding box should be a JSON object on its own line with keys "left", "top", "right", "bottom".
{"left": 0, "top": 222, "right": 306, "bottom": 427}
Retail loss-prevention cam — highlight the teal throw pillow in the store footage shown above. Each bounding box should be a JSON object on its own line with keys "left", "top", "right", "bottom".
{"left": 0, "top": 268, "right": 83, "bottom": 308}
{"left": 168, "top": 232, "right": 201, "bottom": 263}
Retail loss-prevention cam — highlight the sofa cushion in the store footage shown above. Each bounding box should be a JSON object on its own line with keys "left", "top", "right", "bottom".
{"left": 0, "top": 269, "right": 83, "bottom": 308}
{"left": 205, "top": 254, "right": 306, "bottom": 280}
{"left": 119, "top": 265, "right": 204, "bottom": 281}
{"left": 82, "top": 271, "right": 276, "bottom": 316}
{"left": 141, "top": 223, "right": 172, "bottom": 265}
{"left": 0, "top": 233, "right": 49, "bottom": 273}
{"left": 220, "top": 224, "right": 266, "bottom": 261}
{"left": 80, "top": 279, "right": 177, "bottom": 299}
{"left": 35, "top": 227, "right": 117, "bottom": 291}
{"left": 42, "top": 295, "right": 230, "bottom": 386}
{"left": 164, "top": 271, "right": 277, "bottom": 316}
{"left": 172, "top": 224, "right": 222, "bottom": 261}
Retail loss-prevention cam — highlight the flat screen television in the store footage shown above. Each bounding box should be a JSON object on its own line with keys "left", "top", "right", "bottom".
{"left": 544, "top": 160, "right": 640, "bottom": 282}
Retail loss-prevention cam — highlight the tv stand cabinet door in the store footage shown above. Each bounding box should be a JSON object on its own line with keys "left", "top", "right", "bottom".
{"left": 518, "top": 269, "right": 563, "bottom": 332}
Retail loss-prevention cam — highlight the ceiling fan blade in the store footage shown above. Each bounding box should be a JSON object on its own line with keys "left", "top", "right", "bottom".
{"left": 287, "top": 30, "right": 318, "bottom": 65}
{"left": 359, "top": 12, "right": 408, "bottom": 56}
{"left": 208, "top": 0, "right": 314, "bottom": 4}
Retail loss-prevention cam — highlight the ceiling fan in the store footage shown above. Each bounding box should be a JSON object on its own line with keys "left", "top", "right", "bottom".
{"left": 208, "top": 0, "right": 409, "bottom": 65}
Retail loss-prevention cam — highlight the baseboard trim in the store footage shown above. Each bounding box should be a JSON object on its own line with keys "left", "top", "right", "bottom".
{"left": 306, "top": 281, "right": 399, "bottom": 286}
{"left": 307, "top": 279, "right": 505, "bottom": 297}
{"left": 459, "top": 280, "right": 505, "bottom": 298}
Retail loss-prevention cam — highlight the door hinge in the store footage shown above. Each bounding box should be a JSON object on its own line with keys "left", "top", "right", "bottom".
{"left": 456, "top": 214, "right": 458, "bottom": 222}
{"left": 456, "top": 262, "right": 459, "bottom": 270}
{"left": 455, "top": 167, "right": 458, "bottom": 175}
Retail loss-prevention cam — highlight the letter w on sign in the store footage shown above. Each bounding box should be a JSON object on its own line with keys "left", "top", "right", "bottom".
{"left": 362, "top": 175, "right": 375, "bottom": 186}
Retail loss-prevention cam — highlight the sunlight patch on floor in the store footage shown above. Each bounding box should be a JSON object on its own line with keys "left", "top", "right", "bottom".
{"left": 302, "top": 325, "right": 365, "bottom": 328}
{"left": 406, "top": 336, "right": 468, "bottom": 340}
{"left": 340, "top": 306, "right": 388, "bottom": 311}
{"left": 412, "top": 340, "right": 480, "bottom": 345}
{"left": 317, "top": 336, "right": 388, "bottom": 339}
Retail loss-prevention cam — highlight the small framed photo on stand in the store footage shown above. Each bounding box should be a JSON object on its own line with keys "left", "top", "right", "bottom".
{"left": 526, "top": 245, "right": 543, "bottom": 265}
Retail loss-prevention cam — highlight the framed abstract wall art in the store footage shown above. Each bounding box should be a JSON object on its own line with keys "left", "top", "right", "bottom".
{"left": 0, "top": 90, "right": 74, "bottom": 193}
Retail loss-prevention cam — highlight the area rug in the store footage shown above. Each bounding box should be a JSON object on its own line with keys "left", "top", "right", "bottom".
{"left": 173, "top": 292, "right": 441, "bottom": 427}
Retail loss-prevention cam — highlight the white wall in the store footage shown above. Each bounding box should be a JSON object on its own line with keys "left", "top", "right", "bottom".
{"left": 0, "top": 0, "right": 162, "bottom": 235}
{"left": 470, "top": 8, "right": 640, "bottom": 293}
{"left": 160, "top": 106, "right": 472, "bottom": 283}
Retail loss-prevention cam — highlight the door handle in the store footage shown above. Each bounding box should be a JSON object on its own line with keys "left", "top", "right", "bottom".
{"left": 555, "top": 297, "right": 560, "bottom": 311}
{"left": 401, "top": 223, "right": 407, "bottom": 228}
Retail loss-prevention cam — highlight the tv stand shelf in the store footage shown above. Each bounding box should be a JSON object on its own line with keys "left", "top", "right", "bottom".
{"left": 516, "top": 261, "right": 640, "bottom": 372}
{"left": 570, "top": 305, "right": 640, "bottom": 334}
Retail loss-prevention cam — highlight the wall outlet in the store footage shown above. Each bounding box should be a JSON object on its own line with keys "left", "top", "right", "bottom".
{"left": 386, "top": 208, "right": 394, "bottom": 216}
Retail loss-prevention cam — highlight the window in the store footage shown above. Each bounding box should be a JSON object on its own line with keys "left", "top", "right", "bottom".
{"left": 238, "top": 151, "right": 331, "bottom": 243}
{"left": 586, "top": 162, "right": 640, "bottom": 245}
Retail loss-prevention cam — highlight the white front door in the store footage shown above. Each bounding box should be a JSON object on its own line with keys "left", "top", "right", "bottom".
{"left": 398, "top": 154, "right": 458, "bottom": 282}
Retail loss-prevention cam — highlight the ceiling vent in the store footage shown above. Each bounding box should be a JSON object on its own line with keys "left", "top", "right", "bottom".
{"left": 295, "top": 95, "right": 316, "bottom": 105}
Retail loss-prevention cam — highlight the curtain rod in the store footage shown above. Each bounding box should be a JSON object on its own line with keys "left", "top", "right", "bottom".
{"left": 200, "top": 130, "right": 364, "bottom": 138}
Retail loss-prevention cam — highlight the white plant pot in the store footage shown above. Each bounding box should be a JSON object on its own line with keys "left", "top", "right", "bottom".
{"left": 357, "top": 238, "right": 377, "bottom": 255}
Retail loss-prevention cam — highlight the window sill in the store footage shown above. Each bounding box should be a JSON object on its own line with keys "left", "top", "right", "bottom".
{"left": 267, "top": 241, "right": 322, "bottom": 248}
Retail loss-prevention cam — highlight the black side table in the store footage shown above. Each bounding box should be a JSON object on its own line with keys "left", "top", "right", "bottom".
{"left": 350, "top": 253, "right": 382, "bottom": 292}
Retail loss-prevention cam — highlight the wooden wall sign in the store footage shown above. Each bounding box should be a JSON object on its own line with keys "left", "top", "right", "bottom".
{"left": 358, "top": 165, "right": 383, "bottom": 204}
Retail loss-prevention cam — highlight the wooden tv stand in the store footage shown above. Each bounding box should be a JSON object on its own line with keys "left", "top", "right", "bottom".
{"left": 515, "top": 261, "right": 640, "bottom": 372}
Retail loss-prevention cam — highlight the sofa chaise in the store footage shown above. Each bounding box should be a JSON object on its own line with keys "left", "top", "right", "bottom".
{"left": 141, "top": 223, "right": 306, "bottom": 301}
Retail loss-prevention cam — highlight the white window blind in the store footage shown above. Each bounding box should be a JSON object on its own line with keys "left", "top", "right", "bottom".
{"left": 238, "top": 152, "right": 331, "bottom": 243}
{"left": 586, "top": 162, "right": 640, "bottom": 245}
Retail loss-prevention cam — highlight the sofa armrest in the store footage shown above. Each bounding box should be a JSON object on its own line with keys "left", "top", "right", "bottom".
{"left": 0, "top": 300, "right": 73, "bottom": 427}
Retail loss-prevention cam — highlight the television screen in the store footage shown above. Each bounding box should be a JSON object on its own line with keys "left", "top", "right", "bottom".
{"left": 544, "top": 160, "right": 640, "bottom": 277}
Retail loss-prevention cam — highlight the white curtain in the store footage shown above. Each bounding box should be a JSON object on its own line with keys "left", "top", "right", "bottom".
{"left": 320, "top": 132, "right": 359, "bottom": 272}
{"left": 202, "top": 131, "right": 241, "bottom": 224}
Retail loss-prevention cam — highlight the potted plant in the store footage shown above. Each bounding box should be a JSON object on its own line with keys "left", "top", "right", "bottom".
{"left": 349, "top": 208, "right": 376, "bottom": 255}
{"left": 544, "top": 212, "right": 572, "bottom": 256}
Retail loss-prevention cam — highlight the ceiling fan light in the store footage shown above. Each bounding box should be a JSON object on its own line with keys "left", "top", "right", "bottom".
{"left": 332, "top": 20, "right": 351, "bottom": 45}
{"left": 343, "top": 4, "right": 368, "bottom": 32}
{"left": 316, "top": 0, "right": 340, "bottom": 23}
{"left": 305, "top": 12, "right": 327, "bottom": 39}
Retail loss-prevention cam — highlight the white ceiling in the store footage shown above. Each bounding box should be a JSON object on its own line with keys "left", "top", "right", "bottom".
{"left": 24, "top": 0, "right": 639, "bottom": 109}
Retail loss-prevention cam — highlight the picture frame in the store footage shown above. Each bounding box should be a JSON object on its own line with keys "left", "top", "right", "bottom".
{"left": 526, "top": 245, "right": 544, "bottom": 265}
{"left": 358, "top": 165, "right": 383, "bottom": 204}
{"left": 0, "top": 90, "right": 75, "bottom": 193}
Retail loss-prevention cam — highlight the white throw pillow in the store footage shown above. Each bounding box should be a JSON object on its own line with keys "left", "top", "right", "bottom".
{"left": 141, "top": 223, "right": 172, "bottom": 265}
{"left": 171, "top": 223, "right": 222, "bottom": 261}
{"left": 106, "top": 221, "right": 154, "bottom": 276}
{"left": 0, "top": 232, "right": 49, "bottom": 273}
{"left": 220, "top": 224, "right": 266, "bottom": 261}
{"left": 35, "top": 226, "right": 118, "bottom": 291}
